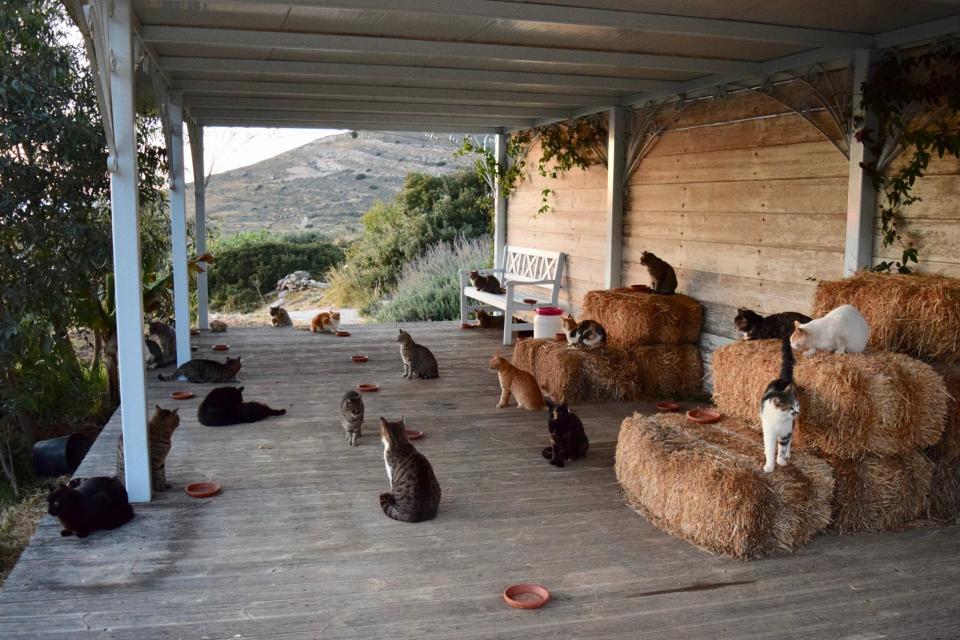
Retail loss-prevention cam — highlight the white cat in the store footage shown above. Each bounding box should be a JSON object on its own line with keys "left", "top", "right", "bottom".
{"left": 790, "top": 304, "right": 869, "bottom": 356}
{"left": 760, "top": 338, "right": 800, "bottom": 473}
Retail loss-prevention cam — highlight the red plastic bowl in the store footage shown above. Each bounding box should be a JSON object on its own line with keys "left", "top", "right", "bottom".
{"left": 656, "top": 401, "right": 680, "bottom": 412}
{"left": 190, "top": 329, "right": 200, "bottom": 336}
{"left": 170, "top": 390, "right": 195, "bottom": 400}
{"left": 522, "top": 298, "right": 538, "bottom": 305}
{"left": 630, "top": 284, "right": 651, "bottom": 292}
{"left": 686, "top": 408, "right": 722, "bottom": 424}
{"left": 336, "top": 330, "right": 351, "bottom": 337}
{"left": 357, "top": 383, "right": 380, "bottom": 393}
{"left": 212, "top": 344, "right": 229, "bottom": 351}
{"left": 404, "top": 429, "right": 424, "bottom": 441}
{"left": 460, "top": 322, "right": 475, "bottom": 329}
{"left": 185, "top": 481, "right": 221, "bottom": 498}
{"left": 502, "top": 584, "right": 551, "bottom": 610}
{"left": 351, "top": 355, "right": 369, "bottom": 363}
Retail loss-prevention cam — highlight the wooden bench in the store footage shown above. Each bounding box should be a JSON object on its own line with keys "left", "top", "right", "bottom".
{"left": 459, "top": 245, "right": 566, "bottom": 345}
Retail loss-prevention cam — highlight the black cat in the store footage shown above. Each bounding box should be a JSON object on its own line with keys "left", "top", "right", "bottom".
{"left": 734, "top": 308, "right": 813, "bottom": 341}
{"left": 198, "top": 386, "right": 286, "bottom": 426}
{"left": 47, "top": 476, "right": 134, "bottom": 538}
{"left": 542, "top": 399, "right": 589, "bottom": 467}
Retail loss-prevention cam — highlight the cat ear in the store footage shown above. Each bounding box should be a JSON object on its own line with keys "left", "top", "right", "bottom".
{"left": 155, "top": 405, "right": 162, "bottom": 412}
{"left": 238, "top": 386, "right": 245, "bottom": 393}
{"left": 399, "top": 416, "right": 405, "bottom": 425}
{"left": 379, "top": 416, "right": 388, "bottom": 426}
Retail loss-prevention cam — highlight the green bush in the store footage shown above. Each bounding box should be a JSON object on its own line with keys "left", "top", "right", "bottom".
{"left": 324, "top": 171, "right": 491, "bottom": 308}
{"left": 374, "top": 236, "right": 492, "bottom": 322}
{"left": 207, "top": 231, "right": 345, "bottom": 312}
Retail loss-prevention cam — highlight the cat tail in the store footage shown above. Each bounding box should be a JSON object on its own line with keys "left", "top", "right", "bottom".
{"left": 381, "top": 499, "right": 419, "bottom": 523}
{"left": 779, "top": 335, "right": 795, "bottom": 385}
{"left": 270, "top": 408, "right": 286, "bottom": 416}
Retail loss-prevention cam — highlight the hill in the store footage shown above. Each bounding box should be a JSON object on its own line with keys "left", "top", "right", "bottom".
{"left": 185, "top": 131, "right": 473, "bottom": 237}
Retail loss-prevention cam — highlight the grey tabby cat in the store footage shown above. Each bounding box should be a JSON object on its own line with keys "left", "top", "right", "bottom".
{"left": 158, "top": 356, "right": 241, "bottom": 383}
{"left": 379, "top": 417, "right": 441, "bottom": 523}
{"left": 146, "top": 321, "right": 177, "bottom": 366}
{"left": 340, "top": 390, "right": 364, "bottom": 446}
{"left": 117, "top": 406, "right": 180, "bottom": 491}
{"left": 396, "top": 329, "right": 439, "bottom": 379}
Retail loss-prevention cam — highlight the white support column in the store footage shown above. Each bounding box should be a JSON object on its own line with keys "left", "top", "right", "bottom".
{"left": 605, "top": 107, "right": 625, "bottom": 289}
{"left": 187, "top": 120, "right": 209, "bottom": 329}
{"left": 493, "top": 133, "right": 508, "bottom": 269}
{"left": 108, "top": 0, "right": 151, "bottom": 503}
{"left": 844, "top": 49, "right": 877, "bottom": 276}
{"left": 167, "top": 92, "right": 191, "bottom": 364}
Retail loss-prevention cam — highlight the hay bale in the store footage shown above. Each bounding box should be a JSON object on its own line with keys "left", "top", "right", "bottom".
{"left": 813, "top": 272, "right": 960, "bottom": 363}
{"left": 925, "top": 449, "right": 960, "bottom": 522}
{"left": 511, "top": 339, "right": 702, "bottom": 403}
{"left": 582, "top": 289, "right": 703, "bottom": 348}
{"left": 829, "top": 452, "right": 933, "bottom": 533}
{"left": 931, "top": 362, "right": 960, "bottom": 461}
{"left": 614, "top": 412, "right": 833, "bottom": 559}
{"left": 712, "top": 340, "right": 948, "bottom": 458}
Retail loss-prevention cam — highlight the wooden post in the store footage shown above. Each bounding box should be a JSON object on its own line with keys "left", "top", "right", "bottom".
{"left": 167, "top": 92, "right": 191, "bottom": 364}
{"left": 605, "top": 107, "right": 625, "bottom": 289}
{"left": 187, "top": 120, "right": 209, "bottom": 329}
{"left": 844, "top": 49, "right": 877, "bottom": 276}
{"left": 493, "top": 133, "right": 508, "bottom": 269}
{"left": 108, "top": 0, "right": 151, "bottom": 503}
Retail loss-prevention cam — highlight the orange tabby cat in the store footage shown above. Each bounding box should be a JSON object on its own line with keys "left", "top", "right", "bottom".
{"left": 489, "top": 353, "right": 545, "bottom": 411}
{"left": 310, "top": 310, "right": 341, "bottom": 333}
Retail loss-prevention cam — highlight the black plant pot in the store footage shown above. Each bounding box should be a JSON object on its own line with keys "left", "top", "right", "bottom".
{"left": 31, "top": 433, "right": 93, "bottom": 477}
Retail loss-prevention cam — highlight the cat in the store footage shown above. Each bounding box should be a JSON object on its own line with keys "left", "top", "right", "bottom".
{"left": 269, "top": 306, "right": 293, "bottom": 328}
{"left": 209, "top": 319, "right": 228, "bottom": 332}
{"left": 468, "top": 270, "right": 505, "bottom": 294}
{"left": 116, "top": 405, "right": 180, "bottom": 492}
{"left": 378, "top": 416, "right": 441, "bottom": 523}
{"left": 397, "top": 329, "right": 439, "bottom": 379}
{"left": 47, "top": 476, "right": 134, "bottom": 538}
{"left": 158, "top": 356, "right": 241, "bottom": 383}
{"left": 311, "top": 311, "right": 341, "bottom": 333}
{"left": 542, "top": 398, "right": 589, "bottom": 467}
{"left": 760, "top": 337, "right": 800, "bottom": 473}
{"left": 560, "top": 314, "right": 607, "bottom": 349}
{"left": 476, "top": 310, "right": 532, "bottom": 336}
{"left": 639, "top": 251, "right": 678, "bottom": 295}
{"left": 735, "top": 308, "right": 813, "bottom": 341}
{"left": 144, "top": 338, "right": 163, "bottom": 370}
{"left": 790, "top": 304, "right": 869, "bottom": 356}
{"left": 197, "top": 386, "right": 286, "bottom": 426}
{"left": 340, "top": 390, "right": 364, "bottom": 447}
{"left": 489, "top": 353, "right": 545, "bottom": 410}
{"left": 147, "top": 321, "right": 177, "bottom": 365}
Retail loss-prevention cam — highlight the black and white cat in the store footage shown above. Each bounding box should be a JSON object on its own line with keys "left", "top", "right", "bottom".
{"left": 760, "top": 337, "right": 800, "bottom": 473}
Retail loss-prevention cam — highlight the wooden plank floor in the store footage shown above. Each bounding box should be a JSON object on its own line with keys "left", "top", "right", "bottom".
{"left": 2, "top": 322, "right": 959, "bottom": 639}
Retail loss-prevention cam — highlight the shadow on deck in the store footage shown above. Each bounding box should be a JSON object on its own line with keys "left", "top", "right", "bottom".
{"left": 2, "top": 322, "right": 959, "bottom": 639}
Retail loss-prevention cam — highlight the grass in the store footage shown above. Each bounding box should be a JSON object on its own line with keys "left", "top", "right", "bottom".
{"left": 0, "top": 484, "right": 49, "bottom": 587}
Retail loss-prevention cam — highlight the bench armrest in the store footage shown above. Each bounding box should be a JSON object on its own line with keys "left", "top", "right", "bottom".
{"left": 504, "top": 278, "right": 556, "bottom": 288}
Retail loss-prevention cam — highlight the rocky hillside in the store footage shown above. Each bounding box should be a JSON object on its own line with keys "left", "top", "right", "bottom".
{"left": 186, "top": 131, "right": 472, "bottom": 237}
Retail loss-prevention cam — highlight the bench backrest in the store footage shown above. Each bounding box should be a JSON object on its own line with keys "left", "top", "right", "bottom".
{"left": 501, "top": 245, "right": 565, "bottom": 287}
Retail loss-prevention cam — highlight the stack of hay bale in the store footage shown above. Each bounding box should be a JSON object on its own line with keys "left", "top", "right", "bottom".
{"left": 511, "top": 288, "right": 703, "bottom": 403}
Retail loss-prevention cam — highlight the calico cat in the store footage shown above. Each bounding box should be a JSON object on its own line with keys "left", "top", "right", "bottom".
{"left": 560, "top": 314, "right": 607, "bottom": 349}
{"left": 790, "top": 304, "right": 869, "bottom": 356}
{"left": 310, "top": 311, "right": 341, "bottom": 333}
{"left": 197, "top": 386, "right": 286, "bottom": 426}
{"left": 47, "top": 476, "right": 134, "bottom": 538}
{"left": 340, "top": 390, "right": 364, "bottom": 447}
{"left": 542, "top": 398, "right": 589, "bottom": 467}
{"left": 468, "top": 270, "right": 505, "bottom": 294}
{"left": 489, "top": 353, "right": 545, "bottom": 410}
{"left": 158, "top": 356, "right": 241, "bottom": 383}
{"left": 760, "top": 337, "right": 800, "bottom": 473}
{"left": 209, "top": 320, "right": 228, "bottom": 332}
{"left": 379, "top": 416, "right": 441, "bottom": 523}
{"left": 116, "top": 405, "right": 180, "bottom": 491}
{"left": 270, "top": 306, "right": 293, "bottom": 327}
{"left": 397, "top": 329, "right": 439, "bottom": 379}
{"left": 735, "top": 308, "right": 812, "bottom": 341}
{"left": 639, "top": 251, "right": 678, "bottom": 295}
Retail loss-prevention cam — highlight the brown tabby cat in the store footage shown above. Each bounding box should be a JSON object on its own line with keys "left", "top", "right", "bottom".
{"left": 468, "top": 270, "right": 505, "bottom": 294}
{"left": 116, "top": 406, "right": 180, "bottom": 491}
{"left": 640, "top": 251, "right": 678, "bottom": 295}
{"left": 158, "top": 356, "right": 241, "bottom": 383}
{"left": 269, "top": 306, "right": 293, "bottom": 327}
{"left": 340, "top": 390, "right": 364, "bottom": 447}
{"left": 379, "top": 417, "right": 441, "bottom": 523}
{"left": 209, "top": 319, "right": 228, "bottom": 332}
{"left": 489, "top": 353, "right": 545, "bottom": 410}
{"left": 397, "top": 329, "right": 439, "bottom": 379}
{"left": 310, "top": 310, "right": 341, "bottom": 333}
{"left": 475, "top": 310, "right": 523, "bottom": 329}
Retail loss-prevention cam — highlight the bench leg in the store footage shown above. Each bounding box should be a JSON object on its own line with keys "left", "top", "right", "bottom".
{"left": 460, "top": 292, "right": 468, "bottom": 325}
{"left": 502, "top": 302, "right": 514, "bottom": 346}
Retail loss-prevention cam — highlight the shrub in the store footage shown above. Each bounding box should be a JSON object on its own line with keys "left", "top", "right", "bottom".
{"left": 375, "top": 236, "right": 492, "bottom": 322}
{"left": 207, "top": 231, "right": 345, "bottom": 312}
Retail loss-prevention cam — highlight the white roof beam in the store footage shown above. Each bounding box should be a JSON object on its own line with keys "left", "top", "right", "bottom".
{"left": 142, "top": 25, "right": 762, "bottom": 75}
{"left": 198, "top": 119, "right": 502, "bottom": 134}
{"left": 189, "top": 109, "right": 535, "bottom": 128}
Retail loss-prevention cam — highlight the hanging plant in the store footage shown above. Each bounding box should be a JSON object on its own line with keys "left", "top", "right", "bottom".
{"left": 858, "top": 42, "right": 960, "bottom": 273}
{"left": 454, "top": 135, "right": 529, "bottom": 200}
{"left": 527, "top": 114, "right": 607, "bottom": 213}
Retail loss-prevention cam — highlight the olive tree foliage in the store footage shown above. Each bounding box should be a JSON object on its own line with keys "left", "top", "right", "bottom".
{"left": 0, "top": 0, "right": 169, "bottom": 494}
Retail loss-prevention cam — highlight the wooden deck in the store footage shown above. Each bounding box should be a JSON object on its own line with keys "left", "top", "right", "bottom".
{"left": 2, "top": 322, "right": 959, "bottom": 639}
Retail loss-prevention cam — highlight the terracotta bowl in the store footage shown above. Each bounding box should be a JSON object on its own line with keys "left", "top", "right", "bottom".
{"left": 502, "top": 584, "right": 551, "bottom": 610}
{"left": 555, "top": 332, "right": 567, "bottom": 342}
{"left": 630, "top": 284, "right": 651, "bottom": 292}
{"left": 190, "top": 329, "right": 200, "bottom": 336}
{"left": 170, "top": 390, "right": 195, "bottom": 401}
{"left": 522, "top": 298, "right": 538, "bottom": 305}
{"left": 460, "top": 322, "right": 475, "bottom": 329}
{"left": 212, "top": 344, "right": 229, "bottom": 351}
{"left": 357, "top": 383, "right": 380, "bottom": 393}
{"left": 655, "top": 401, "right": 681, "bottom": 412}
{"left": 185, "top": 481, "right": 221, "bottom": 499}
{"left": 516, "top": 335, "right": 529, "bottom": 342}
{"left": 404, "top": 429, "right": 424, "bottom": 441}
{"left": 686, "top": 408, "right": 722, "bottom": 424}
{"left": 336, "top": 330, "right": 351, "bottom": 337}
{"left": 351, "top": 355, "right": 369, "bottom": 363}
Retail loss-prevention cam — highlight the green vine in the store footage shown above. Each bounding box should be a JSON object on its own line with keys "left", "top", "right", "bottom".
{"left": 858, "top": 43, "right": 960, "bottom": 273}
